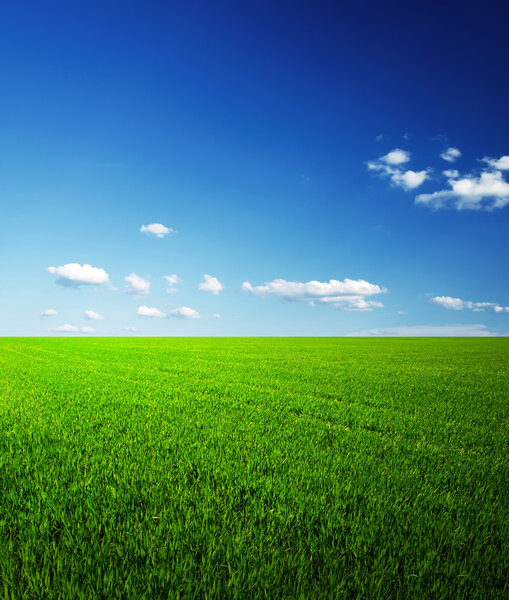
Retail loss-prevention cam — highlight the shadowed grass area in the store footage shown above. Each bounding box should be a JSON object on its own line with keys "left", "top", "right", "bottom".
{"left": 0, "top": 337, "right": 507, "bottom": 599}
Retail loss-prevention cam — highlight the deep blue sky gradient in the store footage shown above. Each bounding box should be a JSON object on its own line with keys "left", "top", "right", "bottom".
{"left": 1, "top": 1, "right": 508, "bottom": 335}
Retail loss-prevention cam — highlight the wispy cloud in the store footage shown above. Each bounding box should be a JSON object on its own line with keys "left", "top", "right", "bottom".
{"left": 242, "top": 278, "right": 385, "bottom": 311}
{"left": 49, "top": 324, "right": 95, "bottom": 333}
{"left": 164, "top": 274, "right": 181, "bottom": 293}
{"left": 430, "top": 296, "right": 509, "bottom": 313}
{"left": 349, "top": 324, "right": 497, "bottom": 337}
{"left": 41, "top": 309, "right": 57, "bottom": 317}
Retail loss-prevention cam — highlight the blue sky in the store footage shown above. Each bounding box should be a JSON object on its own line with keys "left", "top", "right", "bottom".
{"left": 1, "top": 0, "right": 508, "bottom": 336}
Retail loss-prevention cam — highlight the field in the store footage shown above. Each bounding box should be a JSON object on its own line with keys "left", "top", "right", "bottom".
{"left": 0, "top": 337, "right": 507, "bottom": 599}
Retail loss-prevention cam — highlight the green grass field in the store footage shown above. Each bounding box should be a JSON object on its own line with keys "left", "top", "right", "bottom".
{"left": 0, "top": 337, "right": 507, "bottom": 599}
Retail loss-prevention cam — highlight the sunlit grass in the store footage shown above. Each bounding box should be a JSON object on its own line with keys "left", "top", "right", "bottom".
{"left": 0, "top": 337, "right": 507, "bottom": 599}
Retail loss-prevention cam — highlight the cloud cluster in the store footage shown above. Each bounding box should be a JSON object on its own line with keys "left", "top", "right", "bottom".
{"left": 140, "top": 223, "right": 173, "bottom": 238}
{"left": 430, "top": 296, "right": 509, "bottom": 313}
{"left": 165, "top": 274, "right": 181, "bottom": 293}
{"left": 48, "top": 263, "right": 110, "bottom": 287}
{"left": 84, "top": 310, "right": 104, "bottom": 320}
{"left": 367, "top": 149, "right": 429, "bottom": 190}
{"left": 199, "top": 274, "right": 223, "bottom": 295}
{"left": 416, "top": 155, "right": 509, "bottom": 210}
{"left": 125, "top": 273, "right": 151, "bottom": 295}
{"left": 242, "top": 278, "right": 385, "bottom": 311}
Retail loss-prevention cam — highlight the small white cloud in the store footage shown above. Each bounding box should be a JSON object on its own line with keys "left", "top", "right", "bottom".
{"left": 140, "top": 223, "right": 173, "bottom": 238}
{"left": 430, "top": 295, "right": 509, "bottom": 313}
{"left": 125, "top": 273, "right": 151, "bottom": 295}
{"left": 137, "top": 305, "right": 166, "bottom": 318}
{"left": 380, "top": 149, "right": 410, "bottom": 165}
{"left": 443, "top": 169, "right": 459, "bottom": 178}
{"left": 49, "top": 324, "right": 94, "bottom": 333}
{"left": 440, "top": 147, "right": 462, "bottom": 162}
{"left": 391, "top": 169, "right": 429, "bottom": 190}
{"left": 164, "top": 274, "right": 181, "bottom": 293}
{"left": 170, "top": 306, "right": 200, "bottom": 319}
{"left": 349, "top": 324, "right": 496, "bottom": 337}
{"left": 84, "top": 310, "right": 104, "bottom": 320}
{"left": 41, "top": 309, "right": 57, "bottom": 317}
{"left": 212, "top": 313, "right": 221, "bottom": 319}
{"left": 47, "top": 263, "right": 109, "bottom": 287}
{"left": 243, "top": 278, "right": 385, "bottom": 311}
{"left": 482, "top": 155, "right": 509, "bottom": 170}
{"left": 123, "top": 326, "right": 137, "bottom": 331}
{"left": 199, "top": 274, "right": 223, "bottom": 295}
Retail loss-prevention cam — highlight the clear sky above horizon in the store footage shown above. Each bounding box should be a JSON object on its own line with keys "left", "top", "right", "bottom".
{"left": 1, "top": 0, "right": 508, "bottom": 336}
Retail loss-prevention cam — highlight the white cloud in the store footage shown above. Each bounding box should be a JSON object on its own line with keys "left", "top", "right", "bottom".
{"left": 494, "top": 306, "right": 509, "bottom": 313}
{"left": 416, "top": 157, "right": 509, "bottom": 210}
{"left": 47, "top": 263, "right": 109, "bottom": 287}
{"left": 380, "top": 149, "right": 410, "bottom": 165}
{"left": 199, "top": 274, "right": 223, "bottom": 295}
{"left": 137, "top": 305, "right": 166, "bottom": 318}
{"left": 140, "top": 223, "right": 173, "bottom": 238}
{"left": 41, "top": 309, "right": 57, "bottom": 317}
{"left": 430, "top": 296, "right": 509, "bottom": 313}
{"left": 84, "top": 310, "right": 104, "bottom": 320}
{"left": 482, "top": 155, "right": 509, "bottom": 170}
{"left": 123, "top": 326, "right": 137, "bottom": 332}
{"left": 164, "top": 274, "right": 181, "bottom": 293}
{"left": 212, "top": 313, "right": 221, "bottom": 319}
{"left": 49, "top": 324, "right": 94, "bottom": 333}
{"left": 391, "top": 169, "right": 429, "bottom": 190}
{"left": 125, "top": 273, "right": 151, "bottom": 295}
{"left": 170, "top": 306, "right": 200, "bottom": 319}
{"left": 367, "top": 150, "right": 429, "bottom": 190}
{"left": 242, "top": 278, "right": 385, "bottom": 311}
{"left": 440, "top": 147, "right": 462, "bottom": 162}
{"left": 349, "top": 324, "right": 496, "bottom": 337}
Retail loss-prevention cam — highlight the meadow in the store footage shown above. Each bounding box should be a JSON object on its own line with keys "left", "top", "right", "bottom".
{"left": 0, "top": 337, "right": 507, "bottom": 599}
